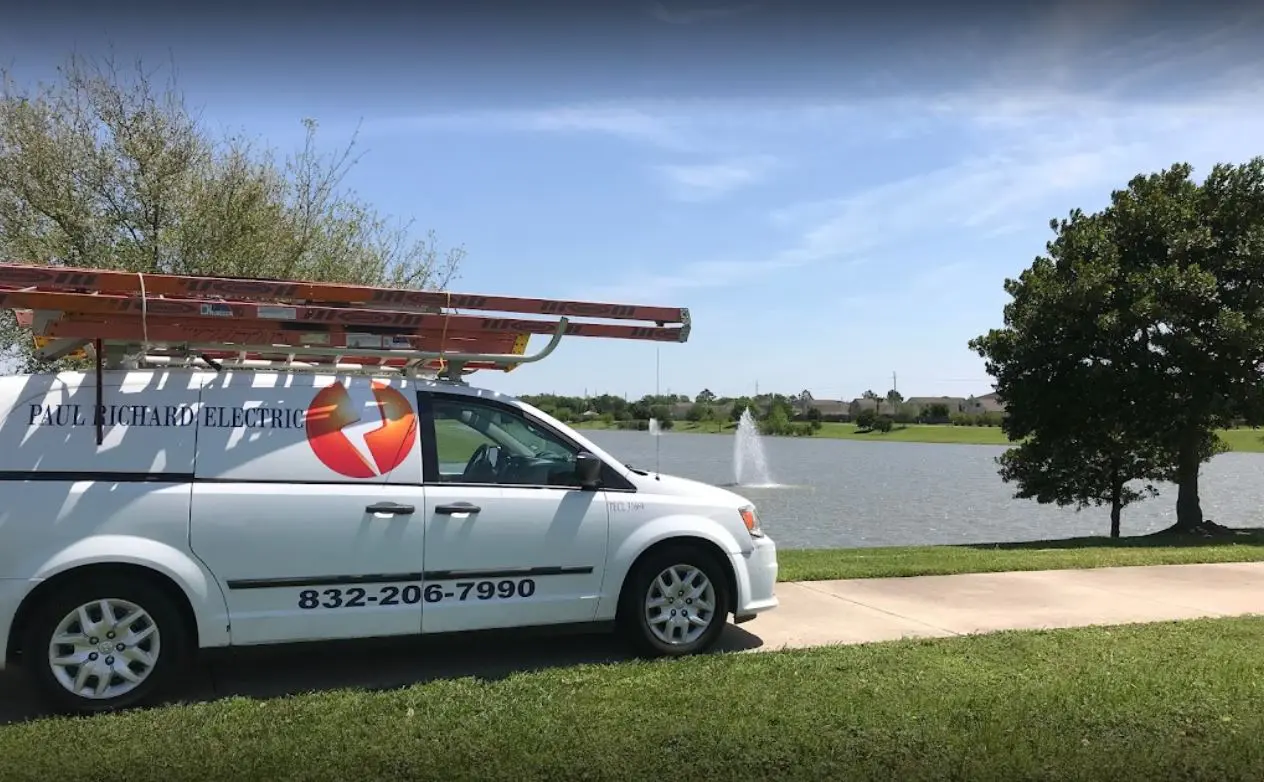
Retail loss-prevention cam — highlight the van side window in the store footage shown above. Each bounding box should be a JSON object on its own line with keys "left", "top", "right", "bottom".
{"left": 430, "top": 397, "right": 583, "bottom": 487}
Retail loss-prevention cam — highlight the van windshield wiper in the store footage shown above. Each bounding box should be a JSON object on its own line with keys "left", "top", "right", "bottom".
{"left": 624, "top": 463, "right": 650, "bottom": 476}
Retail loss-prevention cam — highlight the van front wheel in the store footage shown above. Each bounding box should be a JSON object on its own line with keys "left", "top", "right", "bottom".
{"left": 22, "top": 576, "right": 189, "bottom": 715}
{"left": 620, "top": 546, "right": 730, "bottom": 657}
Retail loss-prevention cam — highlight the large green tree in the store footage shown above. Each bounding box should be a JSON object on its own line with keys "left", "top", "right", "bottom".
{"left": 973, "top": 208, "right": 1175, "bottom": 536}
{"left": 972, "top": 160, "right": 1264, "bottom": 533}
{"left": 0, "top": 54, "right": 465, "bottom": 372}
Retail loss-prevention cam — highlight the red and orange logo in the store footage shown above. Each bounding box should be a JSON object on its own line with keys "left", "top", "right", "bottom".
{"left": 305, "top": 381, "right": 417, "bottom": 479}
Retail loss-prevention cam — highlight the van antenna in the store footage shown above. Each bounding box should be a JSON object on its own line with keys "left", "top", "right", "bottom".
{"left": 654, "top": 344, "right": 662, "bottom": 480}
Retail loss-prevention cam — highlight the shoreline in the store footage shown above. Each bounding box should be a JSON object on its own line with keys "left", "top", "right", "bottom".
{"left": 775, "top": 527, "right": 1264, "bottom": 581}
{"left": 573, "top": 420, "right": 1264, "bottom": 453}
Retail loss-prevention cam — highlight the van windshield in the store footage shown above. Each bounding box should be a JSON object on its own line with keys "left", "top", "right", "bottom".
{"left": 487, "top": 413, "right": 573, "bottom": 460}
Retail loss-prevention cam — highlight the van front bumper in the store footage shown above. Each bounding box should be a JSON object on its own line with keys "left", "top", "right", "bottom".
{"left": 732, "top": 535, "right": 778, "bottom": 623}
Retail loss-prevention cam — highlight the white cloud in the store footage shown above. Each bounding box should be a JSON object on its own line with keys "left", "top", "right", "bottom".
{"left": 573, "top": 253, "right": 832, "bottom": 304}
{"left": 576, "top": 86, "right": 1264, "bottom": 303}
{"left": 357, "top": 100, "right": 938, "bottom": 155}
{"left": 514, "top": 106, "right": 681, "bottom": 146}
{"left": 361, "top": 4, "right": 1264, "bottom": 152}
{"left": 647, "top": 1, "right": 762, "bottom": 24}
{"left": 654, "top": 155, "right": 778, "bottom": 201}
{"left": 783, "top": 87, "right": 1264, "bottom": 239}
{"left": 367, "top": 15, "right": 1264, "bottom": 305}
{"left": 964, "top": 2, "right": 1264, "bottom": 98}
{"left": 359, "top": 104, "right": 688, "bottom": 149}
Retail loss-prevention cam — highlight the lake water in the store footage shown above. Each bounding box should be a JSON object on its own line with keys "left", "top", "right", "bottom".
{"left": 583, "top": 429, "right": 1264, "bottom": 549}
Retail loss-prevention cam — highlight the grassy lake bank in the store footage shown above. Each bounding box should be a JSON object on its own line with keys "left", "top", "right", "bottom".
{"left": 574, "top": 420, "right": 1264, "bottom": 452}
{"left": 776, "top": 528, "right": 1264, "bottom": 581}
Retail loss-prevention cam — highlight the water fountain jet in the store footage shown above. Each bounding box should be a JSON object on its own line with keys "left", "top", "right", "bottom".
{"left": 733, "top": 408, "right": 774, "bottom": 487}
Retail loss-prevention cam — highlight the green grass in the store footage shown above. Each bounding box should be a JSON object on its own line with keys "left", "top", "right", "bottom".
{"left": 808, "top": 421, "right": 1015, "bottom": 444}
{"left": 776, "top": 528, "right": 1264, "bottom": 581}
{"left": 6, "top": 618, "right": 1264, "bottom": 780}
{"left": 574, "top": 419, "right": 1264, "bottom": 451}
{"left": 1216, "top": 427, "right": 1264, "bottom": 452}
{"left": 433, "top": 418, "right": 494, "bottom": 464}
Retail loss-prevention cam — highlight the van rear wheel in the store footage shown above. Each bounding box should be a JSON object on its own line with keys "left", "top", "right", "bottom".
{"left": 620, "top": 545, "right": 730, "bottom": 657}
{"left": 22, "top": 576, "right": 189, "bottom": 715}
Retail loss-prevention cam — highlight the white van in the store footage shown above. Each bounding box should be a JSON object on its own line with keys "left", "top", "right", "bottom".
{"left": 0, "top": 369, "right": 778, "bottom": 714}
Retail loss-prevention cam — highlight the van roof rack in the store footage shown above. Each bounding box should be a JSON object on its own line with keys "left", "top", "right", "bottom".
{"left": 0, "top": 262, "right": 692, "bottom": 380}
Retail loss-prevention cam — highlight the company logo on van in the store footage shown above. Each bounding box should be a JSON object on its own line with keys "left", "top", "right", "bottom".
{"left": 304, "top": 381, "right": 416, "bottom": 479}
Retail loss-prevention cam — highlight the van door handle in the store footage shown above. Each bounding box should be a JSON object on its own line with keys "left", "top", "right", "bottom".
{"left": 435, "top": 502, "right": 481, "bottom": 515}
{"left": 366, "top": 502, "right": 415, "bottom": 515}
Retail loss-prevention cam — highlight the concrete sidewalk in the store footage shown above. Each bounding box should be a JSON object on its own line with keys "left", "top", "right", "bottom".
{"left": 743, "top": 561, "right": 1264, "bottom": 649}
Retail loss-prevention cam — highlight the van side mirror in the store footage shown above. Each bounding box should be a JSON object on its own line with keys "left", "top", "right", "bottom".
{"left": 574, "top": 451, "right": 602, "bottom": 489}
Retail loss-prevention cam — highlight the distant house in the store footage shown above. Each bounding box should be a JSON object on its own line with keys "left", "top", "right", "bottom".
{"left": 905, "top": 396, "right": 968, "bottom": 414}
{"left": 970, "top": 392, "right": 1007, "bottom": 414}
{"left": 847, "top": 397, "right": 882, "bottom": 412}
{"left": 808, "top": 399, "right": 848, "bottom": 421}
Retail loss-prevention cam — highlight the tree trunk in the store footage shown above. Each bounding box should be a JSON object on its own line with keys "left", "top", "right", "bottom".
{"left": 1107, "top": 459, "right": 1123, "bottom": 539}
{"left": 1173, "top": 429, "right": 1205, "bottom": 531}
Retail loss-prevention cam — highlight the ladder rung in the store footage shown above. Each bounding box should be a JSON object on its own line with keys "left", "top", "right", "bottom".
{"left": 0, "top": 263, "right": 689, "bottom": 324}
{"left": 22, "top": 305, "right": 687, "bottom": 343}
{"left": 139, "top": 352, "right": 515, "bottom": 374}
{"left": 34, "top": 316, "right": 526, "bottom": 354}
{"left": 1, "top": 261, "right": 692, "bottom": 377}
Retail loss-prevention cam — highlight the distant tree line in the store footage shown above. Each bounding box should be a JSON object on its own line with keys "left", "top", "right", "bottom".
{"left": 847, "top": 390, "right": 1004, "bottom": 430}
{"left": 521, "top": 390, "right": 825, "bottom": 437}
{"left": 521, "top": 386, "right": 1003, "bottom": 438}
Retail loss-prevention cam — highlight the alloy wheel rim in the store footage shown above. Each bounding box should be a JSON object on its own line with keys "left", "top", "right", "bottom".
{"left": 47, "top": 598, "right": 161, "bottom": 700}
{"left": 644, "top": 564, "right": 717, "bottom": 645}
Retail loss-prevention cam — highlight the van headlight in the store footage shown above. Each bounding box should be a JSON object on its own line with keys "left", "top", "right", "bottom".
{"left": 738, "top": 504, "right": 764, "bottom": 538}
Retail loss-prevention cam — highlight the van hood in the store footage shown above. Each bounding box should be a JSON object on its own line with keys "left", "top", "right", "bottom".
{"left": 625, "top": 470, "right": 751, "bottom": 508}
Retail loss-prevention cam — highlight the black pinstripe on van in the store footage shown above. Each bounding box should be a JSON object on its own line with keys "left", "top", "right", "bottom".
{"left": 226, "top": 566, "right": 595, "bottom": 590}
{"left": 0, "top": 471, "right": 194, "bottom": 482}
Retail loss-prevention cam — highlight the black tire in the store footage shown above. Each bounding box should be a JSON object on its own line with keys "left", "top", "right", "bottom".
{"left": 618, "top": 544, "right": 731, "bottom": 658}
{"left": 22, "top": 574, "right": 191, "bottom": 715}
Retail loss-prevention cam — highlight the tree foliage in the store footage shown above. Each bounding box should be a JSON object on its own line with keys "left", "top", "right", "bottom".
{"left": 0, "top": 54, "right": 465, "bottom": 372}
{"left": 686, "top": 402, "right": 714, "bottom": 422}
{"left": 971, "top": 159, "right": 1264, "bottom": 534}
{"left": 923, "top": 402, "right": 951, "bottom": 423}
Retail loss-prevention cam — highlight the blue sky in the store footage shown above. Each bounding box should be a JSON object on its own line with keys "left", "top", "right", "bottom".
{"left": 4, "top": 0, "right": 1264, "bottom": 401}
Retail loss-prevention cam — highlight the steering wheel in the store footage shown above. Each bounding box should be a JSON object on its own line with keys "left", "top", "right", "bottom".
{"left": 463, "top": 443, "right": 501, "bottom": 482}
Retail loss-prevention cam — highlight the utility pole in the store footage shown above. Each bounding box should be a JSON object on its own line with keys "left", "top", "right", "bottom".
{"left": 892, "top": 371, "right": 897, "bottom": 394}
